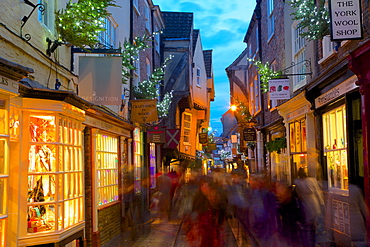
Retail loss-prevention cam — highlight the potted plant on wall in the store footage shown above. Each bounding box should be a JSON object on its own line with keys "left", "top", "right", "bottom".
{"left": 265, "top": 137, "right": 287, "bottom": 154}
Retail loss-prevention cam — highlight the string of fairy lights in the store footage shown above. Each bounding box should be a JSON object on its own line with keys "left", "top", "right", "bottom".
{"left": 290, "top": 0, "right": 330, "bottom": 40}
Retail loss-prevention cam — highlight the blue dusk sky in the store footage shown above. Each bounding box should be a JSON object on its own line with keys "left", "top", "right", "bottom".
{"left": 154, "top": 0, "right": 256, "bottom": 136}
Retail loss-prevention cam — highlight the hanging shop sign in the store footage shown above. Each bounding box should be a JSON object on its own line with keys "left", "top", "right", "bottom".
{"left": 131, "top": 99, "right": 158, "bottom": 123}
{"left": 147, "top": 126, "right": 165, "bottom": 143}
{"left": 207, "top": 143, "right": 217, "bottom": 150}
{"left": 199, "top": 133, "right": 208, "bottom": 145}
{"left": 165, "top": 129, "right": 180, "bottom": 149}
{"left": 78, "top": 56, "right": 122, "bottom": 105}
{"left": 329, "top": 0, "right": 363, "bottom": 41}
{"left": 268, "top": 79, "right": 290, "bottom": 100}
{"left": 243, "top": 128, "right": 256, "bottom": 141}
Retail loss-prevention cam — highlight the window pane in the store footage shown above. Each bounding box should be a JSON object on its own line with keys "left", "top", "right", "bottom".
{"left": 0, "top": 219, "right": 4, "bottom": 246}
{"left": 0, "top": 178, "right": 6, "bottom": 215}
{"left": 27, "top": 204, "right": 56, "bottom": 233}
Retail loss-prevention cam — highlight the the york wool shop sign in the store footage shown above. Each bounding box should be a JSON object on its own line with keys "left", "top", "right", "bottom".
{"left": 329, "top": 0, "right": 363, "bottom": 41}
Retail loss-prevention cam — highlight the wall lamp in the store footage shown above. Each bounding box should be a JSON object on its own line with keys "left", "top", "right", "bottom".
{"left": 46, "top": 38, "right": 63, "bottom": 56}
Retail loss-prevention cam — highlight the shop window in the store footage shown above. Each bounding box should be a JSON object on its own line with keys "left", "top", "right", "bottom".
{"left": 133, "top": 128, "right": 142, "bottom": 194}
{"left": 149, "top": 143, "right": 156, "bottom": 188}
{"left": 96, "top": 134, "right": 119, "bottom": 206}
{"left": 289, "top": 118, "right": 307, "bottom": 178}
{"left": 183, "top": 113, "right": 192, "bottom": 145}
{"left": 27, "top": 115, "right": 84, "bottom": 233}
{"left": 10, "top": 105, "right": 20, "bottom": 139}
{"left": 323, "top": 105, "right": 348, "bottom": 191}
{"left": 0, "top": 99, "right": 8, "bottom": 244}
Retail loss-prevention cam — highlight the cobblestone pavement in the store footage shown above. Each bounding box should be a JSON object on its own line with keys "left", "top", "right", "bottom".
{"left": 102, "top": 211, "right": 241, "bottom": 247}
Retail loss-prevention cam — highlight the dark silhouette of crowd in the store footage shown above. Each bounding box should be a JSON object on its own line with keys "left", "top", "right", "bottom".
{"left": 150, "top": 167, "right": 367, "bottom": 247}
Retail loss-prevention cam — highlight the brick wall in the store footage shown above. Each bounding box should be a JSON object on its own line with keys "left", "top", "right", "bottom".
{"left": 98, "top": 204, "right": 122, "bottom": 246}
{"left": 84, "top": 127, "right": 94, "bottom": 247}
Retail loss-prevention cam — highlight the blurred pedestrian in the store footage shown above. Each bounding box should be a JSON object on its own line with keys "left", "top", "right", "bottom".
{"left": 156, "top": 172, "right": 172, "bottom": 222}
{"left": 294, "top": 167, "right": 325, "bottom": 247}
{"left": 185, "top": 176, "right": 228, "bottom": 247}
{"left": 248, "top": 173, "right": 279, "bottom": 246}
{"left": 275, "top": 180, "right": 305, "bottom": 246}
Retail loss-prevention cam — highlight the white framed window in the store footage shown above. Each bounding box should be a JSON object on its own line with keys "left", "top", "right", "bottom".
{"left": 98, "top": 16, "right": 118, "bottom": 49}
{"left": 255, "top": 76, "right": 261, "bottom": 112}
{"left": 155, "top": 28, "right": 160, "bottom": 54}
{"left": 269, "top": 60, "right": 278, "bottom": 109}
{"left": 183, "top": 113, "right": 192, "bottom": 145}
{"left": 27, "top": 114, "right": 84, "bottom": 233}
{"left": 0, "top": 98, "right": 9, "bottom": 246}
{"left": 133, "top": 0, "right": 139, "bottom": 14}
{"left": 146, "top": 58, "right": 151, "bottom": 80}
{"left": 38, "top": 0, "right": 56, "bottom": 32}
{"left": 256, "top": 27, "right": 260, "bottom": 52}
{"left": 133, "top": 55, "right": 140, "bottom": 87}
{"left": 145, "top": 2, "right": 151, "bottom": 33}
{"left": 196, "top": 67, "right": 201, "bottom": 87}
{"left": 267, "top": 0, "right": 275, "bottom": 39}
{"left": 292, "top": 22, "right": 306, "bottom": 91}
{"left": 323, "top": 105, "right": 348, "bottom": 192}
{"left": 133, "top": 128, "right": 142, "bottom": 194}
{"left": 96, "top": 133, "right": 119, "bottom": 207}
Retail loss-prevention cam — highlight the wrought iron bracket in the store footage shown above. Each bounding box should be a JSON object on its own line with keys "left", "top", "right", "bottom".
{"left": 278, "top": 59, "right": 313, "bottom": 77}
{"left": 21, "top": 0, "right": 45, "bottom": 41}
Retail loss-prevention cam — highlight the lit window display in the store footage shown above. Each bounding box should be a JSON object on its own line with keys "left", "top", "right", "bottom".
{"left": 289, "top": 118, "right": 307, "bottom": 177}
{"left": 149, "top": 143, "right": 156, "bottom": 188}
{"left": 27, "top": 115, "right": 84, "bottom": 233}
{"left": 0, "top": 99, "right": 8, "bottom": 245}
{"left": 133, "top": 128, "right": 142, "bottom": 194}
{"left": 323, "top": 105, "right": 348, "bottom": 191}
{"left": 96, "top": 133, "right": 119, "bottom": 206}
{"left": 0, "top": 218, "right": 5, "bottom": 246}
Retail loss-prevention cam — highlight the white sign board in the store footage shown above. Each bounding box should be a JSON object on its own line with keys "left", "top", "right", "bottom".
{"left": 329, "top": 0, "right": 363, "bottom": 41}
{"left": 268, "top": 79, "right": 290, "bottom": 100}
{"left": 315, "top": 76, "right": 358, "bottom": 108}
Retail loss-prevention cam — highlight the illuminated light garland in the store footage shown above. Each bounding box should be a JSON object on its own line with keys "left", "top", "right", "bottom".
{"left": 290, "top": 0, "right": 330, "bottom": 40}
{"left": 248, "top": 58, "right": 281, "bottom": 93}
{"left": 55, "top": 0, "right": 118, "bottom": 48}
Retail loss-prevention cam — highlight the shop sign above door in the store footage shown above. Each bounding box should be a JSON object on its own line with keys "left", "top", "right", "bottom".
{"left": 147, "top": 126, "right": 165, "bottom": 143}
{"left": 131, "top": 99, "right": 158, "bottom": 123}
{"left": 329, "top": 0, "right": 363, "bottom": 41}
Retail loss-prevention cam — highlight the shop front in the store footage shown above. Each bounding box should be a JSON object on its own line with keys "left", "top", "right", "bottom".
{"left": 308, "top": 74, "right": 364, "bottom": 245}
{"left": 83, "top": 106, "right": 134, "bottom": 247}
{"left": 16, "top": 84, "right": 89, "bottom": 247}
{"left": 277, "top": 92, "right": 316, "bottom": 185}
{"left": 0, "top": 58, "right": 34, "bottom": 247}
{"left": 347, "top": 39, "right": 370, "bottom": 243}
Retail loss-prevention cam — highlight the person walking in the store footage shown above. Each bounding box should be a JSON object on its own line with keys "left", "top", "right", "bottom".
{"left": 294, "top": 167, "right": 325, "bottom": 247}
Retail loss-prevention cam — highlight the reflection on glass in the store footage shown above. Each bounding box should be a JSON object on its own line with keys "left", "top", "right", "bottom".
{"left": 27, "top": 114, "right": 84, "bottom": 233}
{"left": 0, "top": 140, "right": 5, "bottom": 175}
{"left": 0, "top": 219, "right": 5, "bottom": 246}
{"left": 323, "top": 105, "right": 348, "bottom": 191}
{"left": 0, "top": 179, "right": 6, "bottom": 215}
{"left": 96, "top": 134, "right": 119, "bottom": 206}
{"left": 27, "top": 204, "right": 55, "bottom": 233}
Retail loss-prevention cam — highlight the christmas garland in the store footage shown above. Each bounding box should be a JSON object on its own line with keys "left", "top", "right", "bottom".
{"left": 55, "top": 0, "right": 118, "bottom": 48}
{"left": 290, "top": 0, "right": 330, "bottom": 40}
{"left": 248, "top": 59, "right": 282, "bottom": 93}
{"left": 265, "top": 137, "right": 287, "bottom": 154}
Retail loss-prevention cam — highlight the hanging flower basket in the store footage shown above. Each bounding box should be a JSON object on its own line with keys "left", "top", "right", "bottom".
{"left": 265, "top": 137, "right": 287, "bottom": 154}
